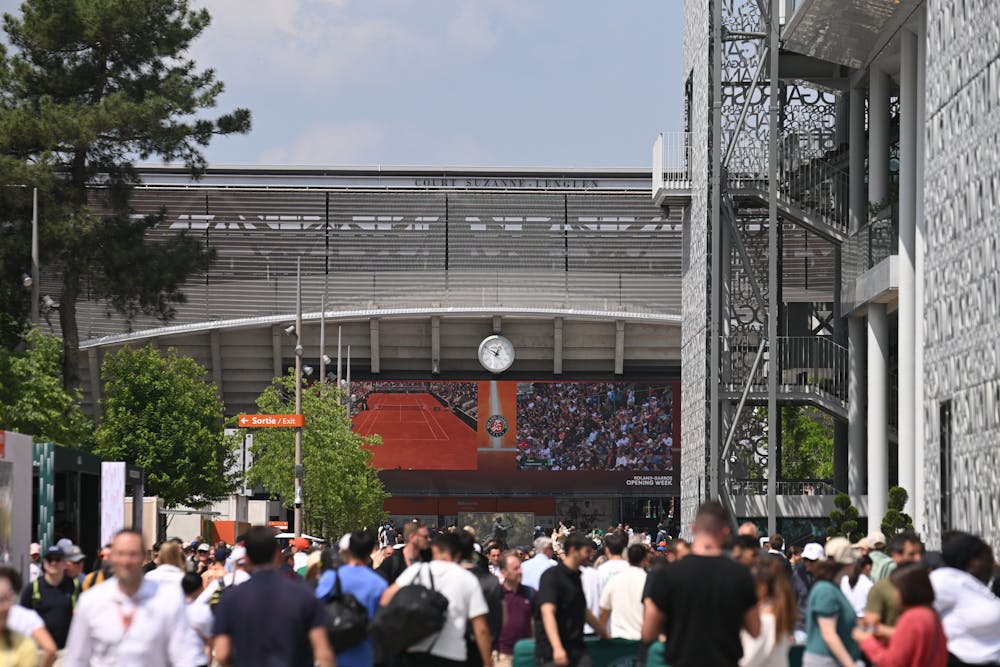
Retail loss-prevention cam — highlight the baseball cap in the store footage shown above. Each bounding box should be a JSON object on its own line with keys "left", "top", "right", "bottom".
{"left": 230, "top": 546, "right": 248, "bottom": 564}
{"left": 290, "top": 537, "right": 310, "bottom": 551}
{"left": 801, "top": 542, "right": 824, "bottom": 561}
{"left": 30, "top": 543, "right": 40, "bottom": 556}
{"left": 825, "top": 537, "right": 855, "bottom": 564}
{"left": 866, "top": 531, "right": 887, "bottom": 549}
{"left": 213, "top": 547, "right": 230, "bottom": 562}
{"left": 45, "top": 546, "right": 64, "bottom": 560}
{"left": 65, "top": 545, "right": 86, "bottom": 563}
{"left": 56, "top": 538, "right": 73, "bottom": 552}
{"left": 197, "top": 543, "right": 211, "bottom": 552}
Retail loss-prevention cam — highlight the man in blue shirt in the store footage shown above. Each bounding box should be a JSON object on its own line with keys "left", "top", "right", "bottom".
{"left": 316, "top": 529, "right": 386, "bottom": 667}
{"left": 213, "top": 526, "right": 333, "bottom": 667}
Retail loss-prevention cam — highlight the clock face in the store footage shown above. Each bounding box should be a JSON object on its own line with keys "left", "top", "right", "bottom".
{"left": 478, "top": 335, "right": 515, "bottom": 373}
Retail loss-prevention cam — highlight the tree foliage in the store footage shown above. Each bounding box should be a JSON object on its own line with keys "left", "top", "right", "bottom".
{"left": 245, "top": 376, "right": 387, "bottom": 538}
{"left": 0, "top": 0, "right": 250, "bottom": 383}
{"left": 95, "top": 345, "right": 236, "bottom": 507}
{"left": 881, "top": 486, "right": 914, "bottom": 536}
{"left": 0, "top": 329, "right": 92, "bottom": 446}
{"left": 827, "top": 493, "right": 863, "bottom": 543}
{"left": 779, "top": 406, "right": 834, "bottom": 480}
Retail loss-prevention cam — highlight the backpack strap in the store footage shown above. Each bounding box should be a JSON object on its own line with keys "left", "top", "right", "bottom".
{"left": 31, "top": 579, "right": 40, "bottom": 610}
{"left": 71, "top": 577, "right": 80, "bottom": 607}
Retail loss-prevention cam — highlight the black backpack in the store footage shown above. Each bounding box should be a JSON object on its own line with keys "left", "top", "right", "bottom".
{"left": 369, "top": 563, "right": 449, "bottom": 656}
{"left": 324, "top": 567, "right": 369, "bottom": 652}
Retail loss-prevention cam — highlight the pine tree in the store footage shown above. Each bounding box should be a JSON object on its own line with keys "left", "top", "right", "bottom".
{"left": 0, "top": 0, "right": 250, "bottom": 384}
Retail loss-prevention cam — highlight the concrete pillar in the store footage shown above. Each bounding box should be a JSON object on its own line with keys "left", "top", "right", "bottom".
{"left": 847, "top": 84, "right": 868, "bottom": 496}
{"left": 898, "top": 30, "right": 918, "bottom": 514}
{"left": 869, "top": 67, "right": 891, "bottom": 204}
{"left": 867, "top": 65, "right": 891, "bottom": 528}
{"left": 848, "top": 315, "right": 866, "bottom": 494}
{"left": 913, "top": 20, "right": 928, "bottom": 535}
{"left": 849, "top": 87, "right": 867, "bottom": 233}
{"left": 868, "top": 303, "right": 889, "bottom": 529}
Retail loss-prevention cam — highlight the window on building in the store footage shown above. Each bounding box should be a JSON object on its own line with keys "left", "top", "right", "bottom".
{"left": 939, "top": 400, "right": 952, "bottom": 534}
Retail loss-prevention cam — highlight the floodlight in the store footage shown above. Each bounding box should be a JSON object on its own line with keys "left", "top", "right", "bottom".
{"left": 284, "top": 324, "right": 296, "bottom": 336}
{"left": 303, "top": 365, "right": 314, "bottom": 376}
{"left": 21, "top": 274, "right": 32, "bottom": 288}
{"left": 322, "top": 354, "right": 332, "bottom": 365}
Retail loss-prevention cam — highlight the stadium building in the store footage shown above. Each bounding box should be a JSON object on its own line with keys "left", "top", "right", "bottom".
{"left": 62, "top": 167, "right": 689, "bottom": 534}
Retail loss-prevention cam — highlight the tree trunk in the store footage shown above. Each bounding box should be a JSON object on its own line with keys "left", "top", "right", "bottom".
{"left": 60, "top": 273, "right": 81, "bottom": 389}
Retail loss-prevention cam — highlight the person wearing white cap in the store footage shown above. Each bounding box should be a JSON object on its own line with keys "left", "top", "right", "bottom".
{"left": 28, "top": 544, "right": 41, "bottom": 583}
{"left": 792, "top": 543, "right": 825, "bottom": 642}
{"left": 196, "top": 547, "right": 250, "bottom": 607}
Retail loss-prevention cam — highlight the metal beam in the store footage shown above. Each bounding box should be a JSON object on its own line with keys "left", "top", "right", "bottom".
{"left": 710, "top": 0, "right": 723, "bottom": 502}
{"left": 614, "top": 320, "right": 625, "bottom": 375}
{"left": 271, "top": 325, "right": 283, "bottom": 378}
{"left": 492, "top": 315, "right": 502, "bottom": 334}
{"left": 766, "top": 0, "right": 780, "bottom": 537}
{"left": 431, "top": 316, "right": 441, "bottom": 374}
{"left": 721, "top": 338, "right": 767, "bottom": 461}
{"left": 722, "top": 196, "right": 767, "bottom": 310}
{"left": 723, "top": 47, "right": 771, "bottom": 169}
{"left": 210, "top": 329, "right": 223, "bottom": 398}
{"left": 553, "top": 318, "right": 564, "bottom": 375}
{"left": 369, "top": 319, "right": 380, "bottom": 374}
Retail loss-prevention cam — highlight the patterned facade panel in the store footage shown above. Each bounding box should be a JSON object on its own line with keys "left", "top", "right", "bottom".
{"left": 924, "top": 0, "right": 1000, "bottom": 551}
{"left": 680, "top": 0, "right": 712, "bottom": 529}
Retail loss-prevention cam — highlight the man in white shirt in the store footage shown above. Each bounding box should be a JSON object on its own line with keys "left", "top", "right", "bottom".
{"left": 598, "top": 544, "right": 648, "bottom": 639}
{"left": 520, "top": 537, "right": 557, "bottom": 591}
{"left": 596, "top": 531, "right": 629, "bottom": 589}
{"left": 380, "top": 531, "right": 491, "bottom": 666}
{"left": 63, "top": 529, "right": 190, "bottom": 667}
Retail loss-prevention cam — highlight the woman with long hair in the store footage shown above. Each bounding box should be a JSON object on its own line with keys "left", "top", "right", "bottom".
{"left": 840, "top": 555, "right": 873, "bottom": 618}
{"left": 853, "top": 564, "right": 947, "bottom": 667}
{"left": 803, "top": 538, "right": 861, "bottom": 667}
{"left": 0, "top": 568, "right": 38, "bottom": 667}
{"left": 741, "top": 556, "right": 797, "bottom": 667}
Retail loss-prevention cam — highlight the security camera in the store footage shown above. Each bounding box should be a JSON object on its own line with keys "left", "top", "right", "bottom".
{"left": 294, "top": 344, "right": 304, "bottom": 357}
{"left": 284, "top": 324, "right": 296, "bottom": 336}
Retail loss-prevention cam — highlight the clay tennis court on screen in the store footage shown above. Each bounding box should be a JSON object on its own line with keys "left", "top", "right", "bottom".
{"left": 352, "top": 390, "right": 478, "bottom": 470}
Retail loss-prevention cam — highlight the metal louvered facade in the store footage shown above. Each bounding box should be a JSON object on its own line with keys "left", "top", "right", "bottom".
{"left": 60, "top": 169, "right": 683, "bottom": 340}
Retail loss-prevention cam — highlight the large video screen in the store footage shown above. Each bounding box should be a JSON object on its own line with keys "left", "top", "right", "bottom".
{"left": 515, "top": 382, "right": 674, "bottom": 472}
{"left": 350, "top": 379, "right": 679, "bottom": 495}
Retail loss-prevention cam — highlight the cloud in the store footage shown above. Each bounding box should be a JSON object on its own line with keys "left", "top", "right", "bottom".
{"left": 258, "top": 121, "right": 383, "bottom": 165}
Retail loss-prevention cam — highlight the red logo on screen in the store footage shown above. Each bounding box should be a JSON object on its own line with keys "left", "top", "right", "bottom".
{"left": 485, "top": 415, "right": 509, "bottom": 437}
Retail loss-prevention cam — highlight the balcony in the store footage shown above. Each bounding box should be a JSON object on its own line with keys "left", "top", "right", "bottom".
{"left": 651, "top": 132, "right": 692, "bottom": 205}
{"left": 841, "top": 206, "right": 899, "bottom": 313}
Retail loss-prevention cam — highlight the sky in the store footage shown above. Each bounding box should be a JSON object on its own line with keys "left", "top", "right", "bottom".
{"left": 1, "top": 0, "right": 687, "bottom": 168}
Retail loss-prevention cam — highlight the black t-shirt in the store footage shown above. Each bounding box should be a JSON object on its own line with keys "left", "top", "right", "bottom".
{"left": 534, "top": 562, "right": 587, "bottom": 661}
{"left": 20, "top": 575, "right": 77, "bottom": 648}
{"left": 643, "top": 554, "right": 757, "bottom": 667}
{"left": 212, "top": 569, "right": 329, "bottom": 667}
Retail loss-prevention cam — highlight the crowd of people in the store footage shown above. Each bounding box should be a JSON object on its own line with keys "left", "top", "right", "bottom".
{"left": 516, "top": 383, "right": 675, "bottom": 472}
{"left": 2, "top": 512, "right": 998, "bottom": 667}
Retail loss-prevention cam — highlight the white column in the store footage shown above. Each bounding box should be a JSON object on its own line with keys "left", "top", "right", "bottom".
{"left": 869, "top": 67, "right": 890, "bottom": 203}
{"left": 868, "top": 65, "right": 890, "bottom": 528}
{"left": 868, "top": 303, "right": 889, "bottom": 529}
{"left": 848, "top": 85, "right": 867, "bottom": 496}
{"left": 898, "top": 30, "right": 918, "bottom": 514}
{"left": 848, "top": 316, "right": 866, "bottom": 495}
{"left": 914, "top": 21, "right": 928, "bottom": 534}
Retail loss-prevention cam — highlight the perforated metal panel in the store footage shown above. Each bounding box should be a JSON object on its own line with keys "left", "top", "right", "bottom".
{"left": 60, "top": 184, "right": 684, "bottom": 339}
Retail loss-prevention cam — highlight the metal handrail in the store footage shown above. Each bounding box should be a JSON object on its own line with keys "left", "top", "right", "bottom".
{"left": 729, "top": 479, "right": 837, "bottom": 496}
{"left": 651, "top": 132, "right": 692, "bottom": 194}
{"left": 842, "top": 206, "right": 899, "bottom": 288}
{"left": 721, "top": 334, "right": 848, "bottom": 404}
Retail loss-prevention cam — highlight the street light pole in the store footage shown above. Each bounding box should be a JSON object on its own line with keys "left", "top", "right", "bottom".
{"left": 319, "top": 271, "right": 327, "bottom": 386}
{"left": 30, "top": 187, "right": 39, "bottom": 327}
{"left": 293, "top": 257, "right": 304, "bottom": 538}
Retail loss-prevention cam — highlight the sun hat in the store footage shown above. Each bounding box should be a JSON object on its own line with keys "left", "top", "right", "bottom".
{"left": 825, "top": 537, "right": 856, "bottom": 565}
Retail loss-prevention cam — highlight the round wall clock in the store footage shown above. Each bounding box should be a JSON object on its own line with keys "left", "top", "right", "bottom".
{"left": 478, "top": 335, "right": 515, "bottom": 373}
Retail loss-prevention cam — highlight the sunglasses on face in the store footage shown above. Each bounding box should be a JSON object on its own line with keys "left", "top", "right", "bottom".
{"left": 45, "top": 557, "right": 64, "bottom": 564}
